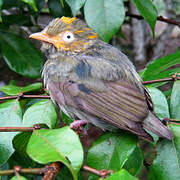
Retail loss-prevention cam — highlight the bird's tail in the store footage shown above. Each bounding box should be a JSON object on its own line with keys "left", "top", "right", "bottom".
{"left": 143, "top": 112, "right": 174, "bottom": 140}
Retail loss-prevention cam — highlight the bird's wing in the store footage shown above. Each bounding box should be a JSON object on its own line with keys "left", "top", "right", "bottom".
{"left": 48, "top": 79, "right": 152, "bottom": 141}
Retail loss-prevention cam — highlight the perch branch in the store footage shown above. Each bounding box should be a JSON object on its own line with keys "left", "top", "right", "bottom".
{"left": 0, "top": 167, "right": 43, "bottom": 176}
{"left": 0, "top": 75, "right": 179, "bottom": 101}
{"left": 0, "top": 94, "right": 50, "bottom": 101}
{"left": 0, "top": 164, "right": 112, "bottom": 178}
{"left": 0, "top": 124, "right": 44, "bottom": 132}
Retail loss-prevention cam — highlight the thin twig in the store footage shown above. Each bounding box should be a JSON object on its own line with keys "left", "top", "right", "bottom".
{"left": 143, "top": 75, "right": 180, "bottom": 85}
{"left": 0, "top": 124, "right": 44, "bottom": 132}
{"left": 0, "top": 164, "right": 110, "bottom": 178}
{"left": 83, "top": 165, "right": 113, "bottom": 177}
{"left": 126, "top": 12, "right": 180, "bottom": 27}
{"left": 0, "top": 127, "right": 34, "bottom": 132}
{"left": 0, "top": 168, "right": 43, "bottom": 176}
{"left": 0, "top": 94, "right": 50, "bottom": 101}
{"left": 0, "top": 76, "right": 179, "bottom": 102}
{"left": 142, "top": 77, "right": 173, "bottom": 85}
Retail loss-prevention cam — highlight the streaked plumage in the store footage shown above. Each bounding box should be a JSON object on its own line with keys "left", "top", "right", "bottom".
{"left": 30, "top": 17, "right": 173, "bottom": 142}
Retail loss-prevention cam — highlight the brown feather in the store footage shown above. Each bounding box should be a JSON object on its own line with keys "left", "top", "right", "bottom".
{"left": 47, "top": 80, "right": 154, "bottom": 141}
{"left": 30, "top": 17, "right": 174, "bottom": 142}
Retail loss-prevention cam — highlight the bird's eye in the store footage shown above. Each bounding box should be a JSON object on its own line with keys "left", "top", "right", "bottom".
{"left": 62, "top": 32, "right": 75, "bottom": 42}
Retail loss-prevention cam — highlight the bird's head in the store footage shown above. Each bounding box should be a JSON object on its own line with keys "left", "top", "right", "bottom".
{"left": 30, "top": 17, "right": 98, "bottom": 54}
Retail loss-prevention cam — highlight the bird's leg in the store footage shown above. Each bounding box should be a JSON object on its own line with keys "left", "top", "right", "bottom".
{"left": 70, "top": 120, "right": 88, "bottom": 136}
{"left": 70, "top": 120, "right": 88, "bottom": 129}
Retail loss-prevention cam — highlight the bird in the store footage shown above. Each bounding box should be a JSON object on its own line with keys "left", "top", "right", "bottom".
{"left": 30, "top": 16, "right": 173, "bottom": 142}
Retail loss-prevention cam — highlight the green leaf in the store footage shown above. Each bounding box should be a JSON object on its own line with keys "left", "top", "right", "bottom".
{"left": 105, "top": 169, "right": 138, "bottom": 180}
{"left": 23, "top": 100, "right": 58, "bottom": 128}
{"left": 57, "top": 166, "right": 74, "bottom": 180}
{"left": 1, "top": 82, "right": 42, "bottom": 95}
{"left": 2, "top": 0, "right": 27, "bottom": 10}
{"left": 149, "top": 124, "right": 180, "bottom": 180}
{"left": 36, "top": 0, "right": 45, "bottom": 10}
{"left": 142, "top": 49, "right": 180, "bottom": 83}
{"left": 133, "top": 0, "right": 157, "bottom": 37}
{"left": 170, "top": 81, "right": 180, "bottom": 119}
{"left": 0, "top": 0, "right": 4, "bottom": 22}
{"left": 87, "top": 132, "right": 138, "bottom": 179}
{"left": 2, "top": 15, "right": 32, "bottom": 26}
{"left": 0, "top": 31, "right": 43, "bottom": 78}
{"left": 146, "top": 87, "right": 170, "bottom": 143}
{"left": 10, "top": 175, "right": 28, "bottom": 180}
{"left": 48, "top": 0, "right": 71, "bottom": 17}
{"left": 61, "top": 110, "right": 73, "bottom": 125}
{"left": 13, "top": 132, "right": 32, "bottom": 158}
{"left": 147, "top": 87, "right": 170, "bottom": 119}
{"left": 65, "top": 0, "right": 85, "bottom": 16}
{"left": 27, "top": 127, "right": 84, "bottom": 180}
{"left": 84, "top": 0, "right": 125, "bottom": 42}
{"left": 123, "top": 146, "right": 143, "bottom": 176}
{"left": 21, "top": 0, "right": 37, "bottom": 11}
{"left": 0, "top": 100, "right": 22, "bottom": 166}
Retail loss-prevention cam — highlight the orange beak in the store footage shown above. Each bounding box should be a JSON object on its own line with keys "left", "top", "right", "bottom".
{"left": 29, "top": 31, "right": 63, "bottom": 49}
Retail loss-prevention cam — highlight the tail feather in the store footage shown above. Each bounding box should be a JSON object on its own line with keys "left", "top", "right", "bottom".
{"left": 143, "top": 112, "right": 174, "bottom": 140}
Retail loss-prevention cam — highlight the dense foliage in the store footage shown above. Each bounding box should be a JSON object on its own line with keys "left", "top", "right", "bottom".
{"left": 0, "top": 0, "right": 179, "bottom": 179}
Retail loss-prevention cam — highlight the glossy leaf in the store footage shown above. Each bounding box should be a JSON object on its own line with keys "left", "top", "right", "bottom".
{"left": 23, "top": 100, "right": 58, "bottom": 128}
{"left": 147, "top": 87, "right": 170, "bottom": 142}
{"left": 142, "top": 49, "right": 180, "bottom": 84}
{"left": 36, "top": 0, "right": 45, "bottom": 10}
{"left": 105, "top": 169, "right": 138, "bottom": 180}
{"left": 0, "top": 31, "right": 43, "bottom": 78}
{"left": 2, "top": 15, "right": 32, "bottom": 26}
{"left": 27, "top": 127, "right": 84, "bottom": 180}
{"left": 61, "top": 111, "right": 73, "bottom": 125}
{"left": 123, "top": 146, "right": 143, "bottom": 176}
{"left": 65, "top": 0, "right": 85, "bottom": 16}
{"left": 0, "top": 100, "right": 22, "bottom": 166}
{"left": 48, "top": 0, "right": 71, "bottom": 17}
{"left": 0, "top": 0, "right": 4, "bottom": 22}
{"left": 149, "top": 124, "right": 180, "bottom": 180}
{"left": 21, "top": 0, "right": 37, "bottom": 11}
{"left": 57, "top": 166, "right": 74, "bottom": 180}
{"left": 147, "top": 87, "right": 170, "bottom": 119}
{"left": 133, "top": 0, "right": 157, "bottom": 36}
{"left": 1, "top": 82, "right": 42, "bottom": 95}
{"left": 13, "top": 132, "right": 32, "bottom": 157}
{"left": 170, "top": 81, "right": 180, "bottom": 119}
{"left": 84, "top": 0, "right": 125, "bottom": 42}
{"left": 2, "top": 0, "right": 24, "bottom": 9}
{"left": 87, "top": 132, "right": 137, "bottom": 179}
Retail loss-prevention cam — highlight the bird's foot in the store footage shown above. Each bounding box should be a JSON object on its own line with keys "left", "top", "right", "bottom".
{"left": 70, "top": 120, "right": 88, "bottom": 136}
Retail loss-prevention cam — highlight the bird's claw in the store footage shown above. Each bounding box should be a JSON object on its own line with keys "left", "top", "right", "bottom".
{"left": 70, "top": 120, "right": 88, "bottom": 136}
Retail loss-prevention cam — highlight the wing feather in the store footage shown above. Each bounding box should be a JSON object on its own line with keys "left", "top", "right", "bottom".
{"left": 48, "top": 80, "right": 152, "bottom": 141}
